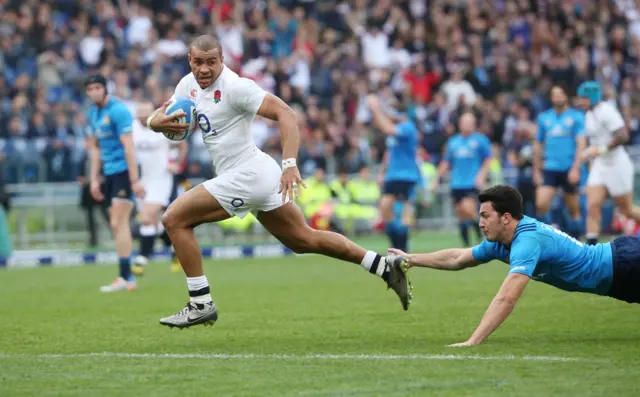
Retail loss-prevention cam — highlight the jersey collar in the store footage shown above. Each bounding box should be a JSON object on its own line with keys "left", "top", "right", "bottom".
{"left": 204, "top": 65, "right": 226, "bottom": 92}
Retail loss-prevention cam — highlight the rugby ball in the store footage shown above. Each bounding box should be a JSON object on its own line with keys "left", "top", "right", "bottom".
{"left": 163, "top": 97, "right": 197, "bottom": 141}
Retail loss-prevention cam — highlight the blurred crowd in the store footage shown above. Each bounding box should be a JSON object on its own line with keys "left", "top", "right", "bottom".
{"left": 1, "top": 0, "right": 640, "bottom": 185}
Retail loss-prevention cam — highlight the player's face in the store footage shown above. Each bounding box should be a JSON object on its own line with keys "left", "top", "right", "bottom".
{"left": 550, "top": 87, "right": 568, "bottom": 108}
{"left": 459, "top": 114, "right": 476, "bottom": 135}
{"left": 86, "top": 83, "right": 106, "bottom": 105}
{"left": 188, "top": 47, "right": 224, "bottom": 89}
{"left": 478, "top": 202, "right": 505, "bottom": 242}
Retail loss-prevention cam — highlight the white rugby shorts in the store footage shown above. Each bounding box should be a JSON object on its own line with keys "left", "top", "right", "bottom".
{"left": 202, "top": 152, "right": 285, "bottom": 218}
{"left": 587, "top": 152, "right": 634, "bottom": 197}
{"left": 141, "top": 174, "right": 174, "bottom": 207}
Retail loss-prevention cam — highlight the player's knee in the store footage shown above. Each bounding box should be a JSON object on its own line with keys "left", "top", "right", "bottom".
{"left": 161, "top": 210, "right": 179, "bottom": 232}
{"left": 535, "top": 202, "right": 550, "bottom": 214}
{"left": 139, "top": 211, "right": 156, "bottom": 226}
{"left": 109, "top": 217, "right": 123, "bottom": 233}
{"left": 587, "top": 201, "right": 602, "bottom": 217}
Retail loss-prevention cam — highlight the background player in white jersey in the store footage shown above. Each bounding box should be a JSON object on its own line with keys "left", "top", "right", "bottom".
{"left": 145, "top": 35, "right": 411, "bottom": 329}
{"left": 131, "top": 101, "right": 187, "bottom": 276}
{"left": 578, "top": 81, "right": 640, "bottom": 245}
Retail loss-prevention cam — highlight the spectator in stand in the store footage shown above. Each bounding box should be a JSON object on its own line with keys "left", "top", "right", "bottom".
{"left": 0, "top": 0, "right": 636, "bottom": 187}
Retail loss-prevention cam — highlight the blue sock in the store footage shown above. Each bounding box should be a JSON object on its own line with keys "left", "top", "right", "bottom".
{"left": 539, "top": 212, "right": 552, "bottom": 225}
{"left": 397, "top": 225, "right": 409, "bottom": 251}
{"left": 119, "top": 257, "right": 132, "bottom": 281}
{"left": 385, "top": 223, "right": 397, "bottom": 248}
{"left": 458, "top": 221, "right": 470, "bottom": 247}
{"left": 569, "top": 218, "right": 583, "bottom": 239}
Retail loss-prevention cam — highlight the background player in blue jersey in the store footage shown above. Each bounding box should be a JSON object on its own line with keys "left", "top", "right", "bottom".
{"left": 533, "top": 85, "right": 586, "bottom": 238}
{"left": 390, "top": 185, "right": 640, "bottom": 346}
{"left": 86, "top": 75, "right": 145, "bottom": 293}
{"left": 367, "top": 95, "right": 420, "bottom": 253}
{"left": 435, "top": 112, "right": 492, "bottom": 247}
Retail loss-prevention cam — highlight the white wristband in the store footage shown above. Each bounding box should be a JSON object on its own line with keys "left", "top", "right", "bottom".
{"left": 282, "top": 158, "right": 297, "bottom": 169}
{"left": 146, "top": 108, "right": 161, "bottom": 130}
{"left": 598, "top": 146, "right": 608, "bottom": 155}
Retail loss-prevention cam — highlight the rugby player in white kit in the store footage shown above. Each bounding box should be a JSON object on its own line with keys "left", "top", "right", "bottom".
{"left": 131, "top": 101, "right": 187, "bottom": 275}
{"left": 578, "top": 81, "right": 640, "bottom": 245}
{"left": 146, "top": 35, "right": 411, "bottom": 328}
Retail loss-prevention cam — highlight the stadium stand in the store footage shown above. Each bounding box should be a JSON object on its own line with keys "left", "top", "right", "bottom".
{"left": 1, "top": 0, "right": 640, "bottom": 249}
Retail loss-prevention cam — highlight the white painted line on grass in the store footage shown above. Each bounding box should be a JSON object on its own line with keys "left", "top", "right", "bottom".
{"left": 0, "top": 352, "right": 587, "bottom": 362}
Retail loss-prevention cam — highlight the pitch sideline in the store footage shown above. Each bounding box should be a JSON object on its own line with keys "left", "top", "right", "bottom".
{"left": 0, "top": 352, "right": 590, "bottom": 362}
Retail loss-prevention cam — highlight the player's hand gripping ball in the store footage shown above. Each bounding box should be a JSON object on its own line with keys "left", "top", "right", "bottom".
{"left": 162, "top": 97, "right": 197, "bottom": 141}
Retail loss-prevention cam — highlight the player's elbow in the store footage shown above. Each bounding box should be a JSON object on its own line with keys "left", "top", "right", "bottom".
{"left": 276, "top": 105, "right": 298, "bottom": 125}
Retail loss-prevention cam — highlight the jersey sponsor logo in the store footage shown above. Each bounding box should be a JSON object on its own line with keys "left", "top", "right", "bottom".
{"left": 455, "top": 147, "right": 473, "bottom": 158}
{"left": 214, "top": 90, "right": 222, "bottom": 104}
{"left": 564, "top": 118, "right": 574, "bottom": 127}
{"left": 102, "top": 116, "right": 110, "bottom": 125}
{"left": 549, "top": 125, "right": 567, "bottom": 137}
{"left": 469, "top": 140, "right": 478, "bottom": 149}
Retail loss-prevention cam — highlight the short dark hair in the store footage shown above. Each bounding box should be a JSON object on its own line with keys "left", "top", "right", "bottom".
{"left": 478, "top": 185, "right": 524, "bottom": 220}
{"left": 551, "top": 83, "right": 569, "bottom": 97}
{"left": 189, "top": 35, "right": 222, "bottom": 54}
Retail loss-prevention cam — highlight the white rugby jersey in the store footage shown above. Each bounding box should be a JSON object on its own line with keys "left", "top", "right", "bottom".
{"left": 132, "top": 119, "right": 171, "bottom": 179}
{"left": 171, "top": 66, "right": 266, "bottom": 175}
{"left": 585, "top": 101, "right": 627, "bottom": 161}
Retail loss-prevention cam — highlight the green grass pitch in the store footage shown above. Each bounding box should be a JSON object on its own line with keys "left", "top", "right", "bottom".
{"left": 0, "top": 232, "right": 639, "bottom": 396}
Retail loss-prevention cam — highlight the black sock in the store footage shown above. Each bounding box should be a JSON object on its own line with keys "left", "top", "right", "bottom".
{"left": 119, "top": 257, "right": 131, "bottom": 280}
{"left": 160, "top": 229, "right": 172, "bottom": 247}
{"left": 459, "top": 221, "right": 470, "bottom": 247}
{"left": 140, "top": 235, "right": 155, "bottom": 259}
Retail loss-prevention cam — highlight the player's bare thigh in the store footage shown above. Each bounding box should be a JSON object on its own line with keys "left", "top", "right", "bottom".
{"left": 536, "top": 185, "right": 556, "bottom": 213}
{"left": 458, "top": 196, "right": 477, "bottom": 219}
{"left": 586, "top": 185, "right": 608, "bottom": 210}
{"left": 110, "top": 198, "right": 134, "bottom": 229}
{"left": 162, "top": 184, "right": 231, "bottom": 230}
{"left": 379, "top": 194, "right": 395, "bottom": 222}
{"left": 256, "top": 202, "right": 313, "bottom": 250}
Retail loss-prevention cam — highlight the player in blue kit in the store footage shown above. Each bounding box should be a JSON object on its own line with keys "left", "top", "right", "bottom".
{"left": 367, "top": 95, "right": 420, "bottom": 253}
{"left": 86, "top": 74, "right": 145, "bottom": 292}
{"left": 390, "top": 185, "right": 640, "bottom": 346}
{"left": 435, "top": 112, "right": 492, "bottom": 247}
{"left": 533, "top": 85, "right": 586, "bottom": 238}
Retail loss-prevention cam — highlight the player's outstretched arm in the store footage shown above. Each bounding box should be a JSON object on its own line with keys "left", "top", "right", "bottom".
{"left": 388, "top": 247, "right": 482, "bottom": 271}
{"left": 449, "top": 273, "right": 530, "bottom": 347}
{"left": 366, "top": 95, "right": 397, "bottom": 136}
{"left": 256, "top": 93, "right": 306, "bottom": 203}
